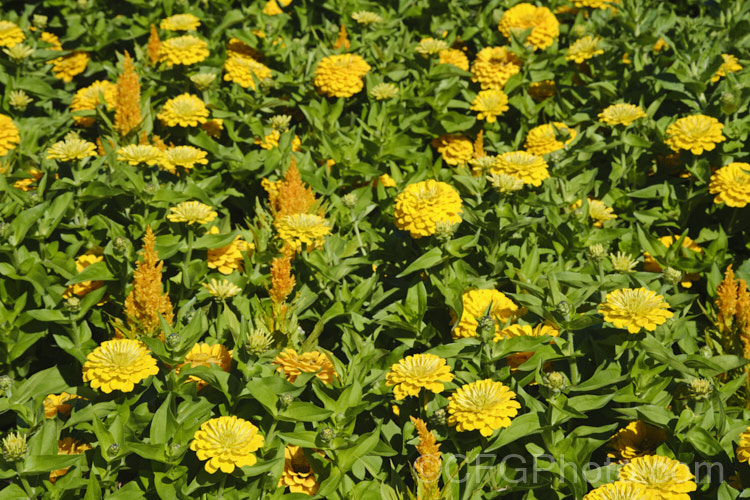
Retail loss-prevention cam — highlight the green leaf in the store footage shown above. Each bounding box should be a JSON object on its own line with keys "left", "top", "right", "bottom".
{"left": 278, "top": 402, "right": 333, "bottom": 422}
{"left": 396, "top": 247, "right": 444, "bottom": 278}
{"left": 22, "top": 454, "right": 83, "bottom": 474}
{"left": 65, "top": 261, "right": 115, "bottom": 285}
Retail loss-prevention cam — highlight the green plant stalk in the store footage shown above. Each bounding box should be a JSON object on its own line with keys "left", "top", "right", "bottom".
{"left": 183, "top": 229, "right": 195, "bottom": 291}
{"left": 350, "top": 212, "right": 367, "bottom": 256}
{"left": 16, "top": 463, "right": 36, "bottom": 499}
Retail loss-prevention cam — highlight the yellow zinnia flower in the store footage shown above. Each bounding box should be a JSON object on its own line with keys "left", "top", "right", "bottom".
{"left": 583, "top": 481, "right": 649, "bottom": 500}
{"left": 566, "top": 36, "right": 604, "bottom": 63}
{"left": 159, "top": 145, "right": 209, "bottom": 173}
{"left": 432, "top": 134, "right": 474, "bottom": 165}
{"left": 370, "top": 82, "right": 399, "bottom": 100}
{"left": 207, "top": 226, "right": 252, "bottom": 274}
{"left": 598, "top": 287, "right": 673, "bottom": 333}
{"left": 276, "top": 213, "right": 331, "bottom": 252}
{"left": 279, "top": 445, "right": 320, "bottom": 494}
{"left": 608, "top": 420, "right": 666, "bottom": 463}
{"left": 160, "top": 13, "right": 201, "bottom": 31}
{"left": 313, "top": 54, "right": 371, "bottom": 98}
{"left": 711, "top": 53, "right": 742, "bottom": 82}
{"left": 737, "top": 426, "right": 750, "bottom": 463}
{"left": 0, "top": 114, "right": 21, "bottom": 156}
{"left": 46, "top": 137, "right": 97, "bottom": 162}
{"left": 159, "top": 35, "right": 209, "bottom": 66}
{"left": 618, "top": 455, "right": 697, "bottom": 500}
{"left": 202, "top": 279, "right": 242, "bottom": 300}
{"left": 452, "top": 289, "right": 520, "bottom": 339}
{"left": 575, "top": 0, "right": 622, "bottom": 9}
{"left": 491, "top": 151, "right": 549, "bottom": 186}
{"left": 586, "top": 198, "right": 617, "bottom": 227}
{"left": 223, "top": 55, "right": 272, "bottom": 90}
{"left": 393, "top": 180, "right": 463, "bottom": 239}
{"left": 49, "top": 438, "right": 92, "bottom": 484}
{"left": 447, "top": 379, "right": 521, "bottom": 437}
{"left": 709, "top": 162, "right": 750, "bottom": 208}
{"left": 190, "top": 416, "right": 264, "bottom": 473}
{"left": 498, "top": 3, "right": 559, "bottom": 51}
{"left": 273, "top": 348, "right": 337, "bottom": 384}
{"left": 178, "top": 343, "right": 232, "bottom": 389}
{"left": 43, "top": 392, "right": 82, "bottom": 419}
{"left": 598, "top": 103, "right": 647, "bottom": 126}
{"left": 470, "top": 89, "right": 509, "bottom": 123}
{"left": 494, "top": 323, "right": 559, "bottom": 342}
{"left": 70, "top": 80, "right": 117, "bottom": 127}
{"left": 471, "top": 46, "right": 522, "bottom": 90}
{"left": 0, "top": 21, "right": 25, "bottom": 48}
{"left": 439, "top": 48, "right": 469, "bottom": 71}
{"left": 157, "top": 93, "right": 209, "bottom": 127}
{"left": 167, "top": 201, "right": 217, "bottom": 225}
{"left": 524, "top": 122, "right": 576, "bottom": 155}
{"left": 351, "top": 11, "right": 383, "bottom": 25}
{"left": 63, "top": 247, "right": 105, "bottom": 299}
{"left": 664, "top": 114, "right": 725, "bottom": 155}
{"left": 116, "top": 144, "right": 163, "bottom": 166}
{"left": 49, "top": 52, "right": 90, "bottom": 82}
{"left": 82, "top": 339, "right": 159, "bottom": 393}
{"left": 385, "top": 353, "right": 454, "bottom": 400}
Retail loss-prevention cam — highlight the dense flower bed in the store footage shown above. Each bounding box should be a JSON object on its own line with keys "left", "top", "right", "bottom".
{"left": 0, "top": 0, "right": 750, "bottom": 498}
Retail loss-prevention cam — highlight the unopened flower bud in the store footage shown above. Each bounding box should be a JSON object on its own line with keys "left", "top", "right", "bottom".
{"left": 33, "top": 15, "right": 48, "bottom": 29}
{"left": 588, "top": 244, "right": 607, "bottom": 261}
{"left": 543, "top": 372, "right": 568, "bottom": 393}
{"left": 166, "top": 442, "right": 181, "bottom": 459}
{"left": 166, "top": 333, "right": 180, "bottom": 349}
{"left": 317, "top": 427, "right": 335, "bottom": 443}
{"left": 190, "top": 73, "right": 216, "bottom": 91}
{"left": 9, "top": 90, "right": 32, "bottom": 111}
{"left": 342, "top": 193, "right": 357, "bottom": 208}
{"left": 663, "top": 266, "right": 682, "bottom": 285}
{"left": 65, "top": 296, "right": 81, "bottom": 314}
{"left": 0, "top": 376, "right": 12, "bottom": 395}
{"left": 107, "top": 443, "right": 120, "bottom": 458}
{"left": 279, "top": 393, "right": 294, "bottom": 408}
{"left": 434, "top": 220, "right": 455, "bottom": 242}
{"left": 720, "top": 92, "right": 738, "bottom": 115}
{"left": 143, "top": 183, "right": 157, "bottom": 196}
{"left": 113, "top": 236, "right": 129, "bottom": 256}
{"left": 429, "top": 408, "right": 447, "bottom": 427}
{"left": 2, "top": 432, "right": 27, "bottom": 462}
{"left": 26, "top": 191, "right": 40, "bottom": 206}
{"left": 572, "top": 25, "right": 587, "bottom": 39}
{"left": 556, "top": 300, "right": 571, "bottom": 317}
{"left": 476, "top": 314, "right": 495, "bottom": 341}
{"left": 269, "top": 114, "right": 292, "bottom": 131}
{"left": 3, "top": 44, "right": 34, "bottom": 63}
{"left": 246, "top": 329, "right": 274, "bottom": 355}
{"left": 699, "top": 345, "right": 713, "bottom": 358}
{"left": 688, "top": 378, "right": 712, "bottom": 400}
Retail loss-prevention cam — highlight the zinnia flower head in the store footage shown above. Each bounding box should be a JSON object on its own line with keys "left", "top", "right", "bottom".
{"left": 524, "top": 122, "right": 576, "bottom": 155}
{"left": 46, "top": 136, "right": 97, "bottom": 162}
{"left": 583, "top": 481, "right": 649, "bottom": 500}
{"left": 207, "top": 226, "right": 252, "bottom": 274}
{"left": 452, "top": 289, "right": 520, "bottom": 339}
{"left": 0, "top": 21, "right": 24, "bottom": 48}
{"left": 498, "top": 3, "right": 559, "bottom": 51}
{"left": 711, "top": 53, "right": 742, "bottom": 83}
{"left": 159, "top": 145, "right": 209, "bottom": 173}
{"left": 160, "top": 14, "right": 201, "bottom": 31}
{"left": 575, "top": 0, "right": 622, "bottom": 9}
{"left": 439, "top": 48, "right": 469, "bottom": 71}
{"left": 664, "top": 114, "right": 725, "bottom": 155}
{"left": 178, "top": 343, "right": 232, "bottom": 388}
{"left": 471, "top": 89, "right": 509, "bottom": 123}
{"left": 0, "top": 114, "right": 21, "bottom": 156}
{"left": 491, "top": 151, "right": 549, "bottom": 186}
{"left": 203, "top": 279, "right": 242, "bottom": 300}
{"left": 43, "top": 392, "right": 82, "bottom": 418}
{"left": 737, "top": 426, "right": 750, "bottom": 463}
{"left": 415, "top": 37, "right": 448, "bottom": 56}
{"left": 82, "top": 339, "right": 159, "bottom": 393}
{"left": 447, "top": 379, "right": 521, "bottom": 437}
{"left": 618, "top": 455, "right": 697, "bottom": 499}
{"left": 276, "top": 213, "right": 331, "bottom": 252}
{"left": 432, "top": 134, "right": 474, "bottom": 165}
{"left": 63, "top": 247, "right": 105, "bottom": 299}
{"left": 70, "top": 80, "right": 117, "bottom": 127}
{"left": 494, "top": 323, "right": 559, "bottom": 342}
{"left": 709, "top": 162, "right": 750, "bottom": 208}
{"left": 273, "top": 348, "right": 337, "bottom": 384}
{"left": 117, "top": 144, "right": 163, "bottom": 166}
{"left": 49, "top": 438, "right": 92, "bottom": 484}
{"left": 370, "top": 82, "right": 399, "bottom": 100}
{"left": 599, "top": 103, "right": 647, "bottom": 126}
{"left": 223, "top": 55, "right": 272, "bottom": 90}
{"left": 642, "top": 235, "right": 703, "bottom": 287}
{"left": 279, "top": 445, "right": 319, "bottom": 494}
{"left": 385, "top": 353, "right": 454, "bottom": 400}
{"left": 394, "top": 180, "right": 462, "bottom": 238}
{"left": 157, "top": 93, "right": 209, "bottom": 127}
{"left": 313, "top": 54, "right": 371, "bottom": 98}
{"left": 608, "top": 421, "right": 667, "bottom": 463}
{"left": 566, "top": 36, "right": 604, "bottom": 63}
{"left": 167, "top": 201, "right": 217, "bottom": 225}
{"left": 49, "top": 52, "right": 90, "bottom": 82}
{"left": 352, "top": 11, "right": 383, "bottom": 25}
{"left": 598, "top": 287, "right": 673, "bottom": 333}
{"left": 587, "top": 198, "right": 617, "bottom": 227}
{"left": 190, "top": 416, "right": 264, "bottom": 473}
{"left": 159, "top": 35, "right": 209, "bottom": 66}
{"left": 471, "top": 46, "right": 522, "bottom": 90}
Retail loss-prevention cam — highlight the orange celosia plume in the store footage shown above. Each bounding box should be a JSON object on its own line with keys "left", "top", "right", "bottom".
{"left": 270, "top": 159, "right": 318, "bottom": 222}
{"left": 333, "top": 24, "right": 350, "bottom": 50}
{"left": 124, "top": 226, "right": 174, "bottom": 337}
{"left": 474, "top": 130, "right": 485, "bottom": 159}
{"left": 114, "top": 51, "right": 142, "bottom": 136}
{"left": 270, "top": 250, "right": 296, "bottom": 305}
{"left": 147, "top": 25, "right": 160, "bottom": 65}
{"left": 410, "top": 416, "right": 442, "bottom": 500}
